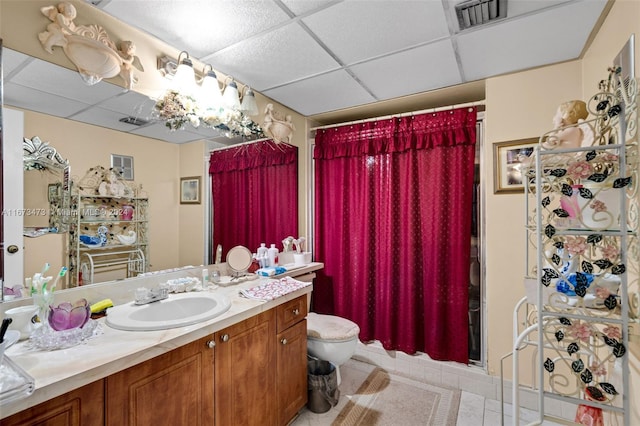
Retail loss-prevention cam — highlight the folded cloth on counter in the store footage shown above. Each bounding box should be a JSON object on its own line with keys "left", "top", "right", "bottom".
{"left": 0, "top": 355, "right": 35, "bottom": 406}
{"left": 240, "top": 276, "right": 311, "bottom": 301}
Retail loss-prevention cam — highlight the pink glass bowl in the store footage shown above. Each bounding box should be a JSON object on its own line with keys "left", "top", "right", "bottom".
{"left": 48, "top": 299, "right": 91, "bottom": 331}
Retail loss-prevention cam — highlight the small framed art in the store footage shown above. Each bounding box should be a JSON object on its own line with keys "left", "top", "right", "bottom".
{"left": 180, "top": 176, "right": 201, "bottom": 204}
{"left": 493, "top": 138, "right": 538, "bottom": 194}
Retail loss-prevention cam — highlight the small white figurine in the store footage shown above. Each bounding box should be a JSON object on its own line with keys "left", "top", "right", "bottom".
{"left": 549, "top": 100, "right": 594, "bottom": 149}
{"left": 117, "top": 40, "right": 144, "bottom": 90}
{"left": 98, "top": 169, "right": 126, "bottom": 197}
{"left": 38, "top": 2, "right": 78, "bottom": 53}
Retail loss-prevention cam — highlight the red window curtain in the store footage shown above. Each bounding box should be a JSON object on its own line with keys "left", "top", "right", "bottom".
{"left": 313, "top": 108, "right": 477, "bottom": 364}
{"left": 209, "top": 140, "right": 298, "bottom": 260}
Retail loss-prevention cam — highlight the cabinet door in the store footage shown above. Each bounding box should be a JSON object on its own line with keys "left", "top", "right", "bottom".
{"left": 277, "top": 319, "right": 308, "bottom": 425}
{"left": 215, "top": 310, "right": 276, "bottom": 426}
{"left": 106, "top": 336, "right": 214, "bottom": 426}
{"left": 2, "top": 380, "right": 104, "bottom": 426}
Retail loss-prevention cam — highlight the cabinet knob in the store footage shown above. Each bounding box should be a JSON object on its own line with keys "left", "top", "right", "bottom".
{"left": 221, "top": 334, "right": 229, "bottom": 342}
{"left": 292, "top": 308, "right": 299, "bottom": 316}
{"left": 206, "top": 340, "right": 215, "bottom": 349}
{"left": 281, "top": 338, "right": 287, "bottom": 345}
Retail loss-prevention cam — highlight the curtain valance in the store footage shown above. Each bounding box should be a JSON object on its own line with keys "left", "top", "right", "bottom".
{"left": 209, "top": 140, "right": 297, "bottom": 174}
{"left": 313, "top": 107, "right": 477, "bottom": 159}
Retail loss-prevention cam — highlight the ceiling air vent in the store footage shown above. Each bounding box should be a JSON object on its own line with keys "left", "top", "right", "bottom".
{"left": 119, "top": 116, "right": 149, "bottom": 126}
{"left": 455, "top": 0, "right": 507, "bottom": 31}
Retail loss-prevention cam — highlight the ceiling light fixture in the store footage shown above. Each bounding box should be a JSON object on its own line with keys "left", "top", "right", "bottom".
{"left": 222, "top": 77, "right": 241, "bottom": 110}
{"left": 240, "top": 86, "right": 259, "bottom": 116}
{"left": 154, "top": 53, "right": 264, "bottom": 139}
{"left": 199, "top": 64, "right": 223, "bottom": 111}
{"left": 171, "top": 51, "right": 197, "bottom": 96}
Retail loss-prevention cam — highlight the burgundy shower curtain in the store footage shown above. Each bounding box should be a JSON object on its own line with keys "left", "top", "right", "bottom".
{"left": 313, "top": 108, "right": 476, "bottom": 363}
{"left": 209, "top": 140, "right": 298, "bottom": 260}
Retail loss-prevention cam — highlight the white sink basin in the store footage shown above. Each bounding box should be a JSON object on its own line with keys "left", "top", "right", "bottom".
{"left": 106, "top": 292, "right": 231, "bottom": 331}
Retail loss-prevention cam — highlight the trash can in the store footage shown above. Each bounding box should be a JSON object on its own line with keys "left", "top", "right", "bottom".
{"left": 307, "top": 358, "right": 340, "bottom": 413}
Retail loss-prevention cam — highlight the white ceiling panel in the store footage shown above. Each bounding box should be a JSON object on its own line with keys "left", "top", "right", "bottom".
{"left": 280, "top": 0, "right": 339, "bottom": 16}
{"left": 350, "top": 40, "right": 462, "bottom": 101}
{"left": 10, "top": 58, "right": 124, "bottom": 105}
{"left": 303, "top": 0, "right": 450, "bottom": 64}
{"left": 4, "top": 83, "right": 92, "bottom": 118}
{"left": 457, "top": 0, "right": 608, "bottom": 82}
{"left": 263, "top": 69, "right": 376, "bottom": 116}
{"left": 206, "top": 22, "right": 341, "bottom": 91}
{"left": 70, "top": 106, "right": 143, "bottom": 132}
{"left": 97, "top": 90, "right": 157, "bottom": 119}
{"left": 130, "top": 121, "right": 207, "bottom": 143}
{"left": 102, "top": 0, "right": 290, "bottom": 57}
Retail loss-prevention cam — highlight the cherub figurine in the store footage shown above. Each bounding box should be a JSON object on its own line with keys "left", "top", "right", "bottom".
{"left": 38, "top": 2, "right": 77, "bottom": 53}
{"left": 547, "top": 100, "right": 594, "bottom": 149}
{"left": 263, "top": 103, "right": 295, "bottom": 143}
{"left": 117, "top": 40, "right": 144, "bottom": 90}
{"left": 98, "top": 169, "right": 126, "bottom": 197}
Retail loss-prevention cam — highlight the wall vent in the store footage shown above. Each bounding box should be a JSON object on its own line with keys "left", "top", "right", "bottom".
{"left": 119, "top": 116, "right": 149, "bottom": 126}
{"left": 455, "top": 0, "right": 507, "bottom": 31}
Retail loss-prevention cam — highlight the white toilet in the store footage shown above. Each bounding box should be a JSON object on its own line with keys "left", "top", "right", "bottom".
{"left": 306, "top": 312, "right": 360, "bottom": 385}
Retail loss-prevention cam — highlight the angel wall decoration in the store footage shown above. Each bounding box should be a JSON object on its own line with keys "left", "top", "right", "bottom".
{"left": 263, "top": 103, "right": 295, "bottom": 143}
{"left": 38, "top": 2, "right": 143, "bottom": 89}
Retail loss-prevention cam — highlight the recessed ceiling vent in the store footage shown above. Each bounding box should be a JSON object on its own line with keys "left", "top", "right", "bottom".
{"left": 455, "top": 0, "right": 507, "bottom": 31}
{"left": 119, "top": 116, "right": 149, "bottom": 126}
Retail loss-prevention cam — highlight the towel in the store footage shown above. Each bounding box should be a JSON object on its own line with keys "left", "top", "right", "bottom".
{"left": 240, "top": 277, "right": 311, "bottom": 301}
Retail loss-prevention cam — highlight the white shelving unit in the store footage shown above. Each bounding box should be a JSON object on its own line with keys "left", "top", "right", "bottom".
{"left": 68, "top": 166, "right": 149, "bottom": 286}
{"left": 511, "top": 67, "right": 638, "bottom": 425}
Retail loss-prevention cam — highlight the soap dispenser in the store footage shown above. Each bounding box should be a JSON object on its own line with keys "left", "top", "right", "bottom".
{"left": 267, "top": 244, "right": 279, "bottom": 267}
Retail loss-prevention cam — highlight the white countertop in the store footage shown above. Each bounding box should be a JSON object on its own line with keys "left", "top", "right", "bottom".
{"left": 1, "top": 263, "right": 322, "bottom": 419}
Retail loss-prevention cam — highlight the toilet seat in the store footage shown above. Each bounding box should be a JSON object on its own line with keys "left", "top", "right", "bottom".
{"left": 306, "top": 312, "right": 360, "bottom": 343}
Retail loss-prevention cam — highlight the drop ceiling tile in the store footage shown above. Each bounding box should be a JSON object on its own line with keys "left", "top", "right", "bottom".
{"left": 457, "top": 0, "right": 608, "bottom": 82}
{"left": 263, "top": 69, "right": 376, "bottom": 116}
{"left": 2, "top": 48, "right": 32, "bottom": 76}
{"left": 3, "top": 83, "right": 92, "bottom": 118}
{"left": 9, "top": 58, "right": 124, "bottom": 105}
{"left": 280, "top": 0, "right": 338, "bottom": 16}
{"left": 350, "top": 40, "right": 462, "bottom": 100}
{"left": 130, "top": 121, "right": 205, "bottom": 144}
{"left": 101, "top": 0, "right": 290, "bottom": 57}
{"left": 98, "top": 91, "right": 158, "bottom": 120}
{"left": 69, "top": 106, "right": 142, "bottom": 132}
{"left": 302, "top": 0, "right": 450, "bottom": 65}
{"left": 207, "top": 23, "right": 340, "bottom": 91}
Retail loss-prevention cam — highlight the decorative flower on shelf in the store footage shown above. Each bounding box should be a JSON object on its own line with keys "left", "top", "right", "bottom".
{"left": 589, "top": 199, "right": 607, "bottom": 213}
{"left": 153, "top": 90, "right": 201, "bottom": 131}
{"left": 602, "top": 325, "right": 621, "bottom": 340}
{"left": 565, "top": 235, "right": 588, "bottom": 256}
{"left": 595, "top": 287, "right": 611, "bottom": 300}
{"left": 600, "top": 243, "right": 618, "bottom": 260}
{"left": 567, "top": 321, "right": 593, "bottom": 343}
{"left": 589, "top": 361, "right": 607, "bottom": 377}
{"left": 566, "top": 160, "right": 593, "bottom": 181}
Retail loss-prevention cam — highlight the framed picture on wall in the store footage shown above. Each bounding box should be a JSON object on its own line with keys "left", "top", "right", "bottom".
{"left": 493, "top": 138, "right": 539, "bottom": 194}
{"left": 180, "top": 176, "right": 201, "bottom": 204}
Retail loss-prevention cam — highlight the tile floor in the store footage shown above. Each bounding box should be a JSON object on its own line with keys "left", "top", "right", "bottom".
{"left": 292, "top": 358, "right": 567, "bottom": 426}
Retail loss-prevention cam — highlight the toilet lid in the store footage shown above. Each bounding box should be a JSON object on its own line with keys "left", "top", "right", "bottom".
{"left": 307, "top": 312, "right": 360, "bottom": 341}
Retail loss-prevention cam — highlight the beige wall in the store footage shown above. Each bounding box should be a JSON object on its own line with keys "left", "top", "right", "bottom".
{"left": 178, "top": 140, "right": 207, "bottom": 267}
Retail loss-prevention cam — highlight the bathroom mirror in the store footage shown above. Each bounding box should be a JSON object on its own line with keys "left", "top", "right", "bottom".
{"left": 23, "top": 135, "right": 71, "bottom": 235}
{"left": 226, "top": 245, "right": 252, "bottom": 276}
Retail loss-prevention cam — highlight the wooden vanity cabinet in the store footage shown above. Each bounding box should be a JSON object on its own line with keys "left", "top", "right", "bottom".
{"left": 105, "top": 335, "right": 214, "bottom": 426}
{"left": 2, "top": 380, "right": 105, "bottom": 426}
{"left": 276, "top": 295, "right": 308, "bottom": 425}
{"left": 214, "top": 309, "right": 277, "bottom": 426}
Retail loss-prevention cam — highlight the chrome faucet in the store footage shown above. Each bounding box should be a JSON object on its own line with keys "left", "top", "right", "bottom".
{"left": 134, "top": 285, "right": 169, "bottom": 305}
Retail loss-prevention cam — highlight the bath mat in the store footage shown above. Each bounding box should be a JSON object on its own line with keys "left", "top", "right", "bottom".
{"left": 332, "top": 367, "right": 460, "bottom": 426}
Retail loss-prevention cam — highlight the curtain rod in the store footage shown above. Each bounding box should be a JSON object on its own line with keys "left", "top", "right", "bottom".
{"left": 310, "top": 100, "right": 485, "bottom": 132}
{"left": 209, "top": 137, "right": 273, "bottom": 153}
